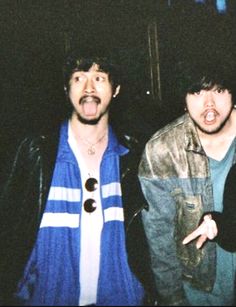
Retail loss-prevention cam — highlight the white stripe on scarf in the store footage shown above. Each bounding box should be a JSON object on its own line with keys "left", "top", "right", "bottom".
{"left": 40, "top": 212, "right": 80, "bottom": 228}
{"left": 48, "top": 187, "right": 81, "bottom": 202}
{"left": 102, "top": 182, "right": 121, "bottom": 198}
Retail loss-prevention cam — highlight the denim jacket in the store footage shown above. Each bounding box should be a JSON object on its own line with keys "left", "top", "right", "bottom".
{"left": 138, "top": 113, "right": 236, "bottom": 306}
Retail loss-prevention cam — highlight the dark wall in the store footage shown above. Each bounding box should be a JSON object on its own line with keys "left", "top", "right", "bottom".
{"left": 0, "top": 1, "right": 66, "bottom": 139}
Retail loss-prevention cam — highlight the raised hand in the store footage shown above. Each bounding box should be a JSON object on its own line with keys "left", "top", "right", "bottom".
{"left": 182, "top": 214, "right": 218, "bottom": 249}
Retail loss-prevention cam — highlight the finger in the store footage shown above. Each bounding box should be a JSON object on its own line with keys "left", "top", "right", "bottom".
{"left": 196, "top": 234, "right": 208, "bottom": 249}
{"left": 207, "top": 219, "right": 218, "bottom": 240}
{"left": 203, "top": 214, "right": 218, "bottom": 240}
{"left": 203, "top": 214, "right": 212, "bottom": 221}
{"left": 182, "top": 227, "right": 203, "bottom": 245}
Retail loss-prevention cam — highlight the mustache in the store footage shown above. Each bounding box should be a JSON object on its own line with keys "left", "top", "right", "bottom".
{"left": 202, "top": 109, "right": 219, "bottom": 117}
{"left": 79, "top": 95, "right": 101, "bottom": 105}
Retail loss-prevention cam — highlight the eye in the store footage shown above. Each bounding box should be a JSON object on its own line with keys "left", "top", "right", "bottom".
{"left": 74, "top": 75, "right": 85, "bottom": 82}
{"left": 94, "top": 74, "right": 107, "bottom": 82}
{"left": 214, "top": 88, "right": 225, "bottom": 94}
{"left": 193, "top": 90, "right": 202, "bottom": 96}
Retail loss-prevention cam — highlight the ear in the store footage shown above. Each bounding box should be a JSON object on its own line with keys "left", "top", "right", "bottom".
{"left": 113, "top": 85, "right": 121, "bottom": 98}
{"left": 64, "top": 86, "right": 68, "bottom": 96}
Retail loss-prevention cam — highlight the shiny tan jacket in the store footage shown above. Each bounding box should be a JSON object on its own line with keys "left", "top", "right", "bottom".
{"left": 139, "top": 113, "right": 236, "bottom": 306}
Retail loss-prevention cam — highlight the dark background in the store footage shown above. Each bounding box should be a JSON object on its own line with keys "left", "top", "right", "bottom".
{"left": 1, "top": 0, "right": 236, "bottom": 146}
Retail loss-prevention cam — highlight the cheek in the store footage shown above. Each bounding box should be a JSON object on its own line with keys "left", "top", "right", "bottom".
{"left": 68, "top": 91, "right": 80, "bottom": 107}
{"left": 96, "top": 84, "right": 113, "bottom": 94}
{"left": 69, "top": 86, "right": 81, "bottom": 98}
{"left": 219, "top": 104, "right": 233, "bottom": 116}
{"left": 216, "top": 97, "right": 232, "bottom": 109}
{"left": 186, "top": 100, "right": 201, "bottom": 112}
{"left": 98, "top": 88, "right": 113, "bottom": 101}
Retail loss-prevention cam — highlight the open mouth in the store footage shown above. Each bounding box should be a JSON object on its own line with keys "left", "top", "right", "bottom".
{"left": 79, "top": 96, "right": 101, "bottom": 116}
{"left": 203, "top": 110, "right": 218, "bottom": 124}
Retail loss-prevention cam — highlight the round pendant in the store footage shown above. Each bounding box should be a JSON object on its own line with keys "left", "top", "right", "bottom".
{"left": 88, "top": 147, "right": 95, "bottom": 155}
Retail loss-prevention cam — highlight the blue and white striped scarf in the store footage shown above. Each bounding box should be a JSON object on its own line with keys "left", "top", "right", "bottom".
{"left": 16, "top": 120, "right": 144, "bottom": 306}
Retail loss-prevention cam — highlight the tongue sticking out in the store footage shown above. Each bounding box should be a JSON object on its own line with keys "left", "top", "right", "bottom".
{"left": 82, "top": 101, "right": 98, "bottom": 116}
{"left": 80, "top": 96, "right": 100, "bottom": 116}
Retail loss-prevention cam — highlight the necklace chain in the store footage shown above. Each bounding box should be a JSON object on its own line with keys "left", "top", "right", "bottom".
{"left": 79, "top": 132, "right": 107, "bottom": 155}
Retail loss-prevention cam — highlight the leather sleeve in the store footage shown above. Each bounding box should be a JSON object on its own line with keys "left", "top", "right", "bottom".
{"left": 211, "top": 163, "right": 236, "bottom": 252}
{"left": 0, "top": 136, "right": 42, "bottom": 303}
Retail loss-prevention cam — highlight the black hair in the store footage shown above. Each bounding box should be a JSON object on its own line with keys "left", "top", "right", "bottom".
{"left": 174, "top": 58, "right": 236, "bottom": 103}
{"left": 63, "top": 51, "right": 121, "bottom": 95}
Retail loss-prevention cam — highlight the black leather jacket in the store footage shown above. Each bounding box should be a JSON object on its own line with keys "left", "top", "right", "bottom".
{"left": 0, "top": 126, "right": 156, "bottom": 305}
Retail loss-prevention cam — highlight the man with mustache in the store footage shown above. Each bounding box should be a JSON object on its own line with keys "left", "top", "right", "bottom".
{"left": 0, "top": 52, "right": 156, "bottom": 306}
{"left": 138, "top": 59, "right": 236, "bottom": 306}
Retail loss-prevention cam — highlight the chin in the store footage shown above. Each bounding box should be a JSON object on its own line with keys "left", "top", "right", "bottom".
{"left": 199, "top": 124, "right": 225, "bottom": 135}
{"left": 77, "top": 114, "right": 100, "bottom": 125}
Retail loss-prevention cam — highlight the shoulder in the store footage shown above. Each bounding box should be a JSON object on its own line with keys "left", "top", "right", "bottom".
{"left": 8, "top": 127, "right": 60, "bottom": 166}
{"left": 139, "top": 114, "right": 191, "bottom": 177}
{"left": 141, "top": 114, "right": 187, "bottom": 158}
{"left": 147, "top": 114, "right": 187, "bottom": 145}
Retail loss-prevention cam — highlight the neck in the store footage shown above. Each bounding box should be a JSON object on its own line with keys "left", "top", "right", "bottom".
{"left": 69, "top": 114, "right": 109, "bottom": 158}
{"left": 70, "top": 113, "right": 109, "bottom": 142}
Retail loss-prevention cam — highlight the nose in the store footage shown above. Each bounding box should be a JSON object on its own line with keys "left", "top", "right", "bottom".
{"left": 84, "top": 78, "right": 95, "bottom": 94}
{"left": 204, "top": 91, "right": 215, "bottom": 108}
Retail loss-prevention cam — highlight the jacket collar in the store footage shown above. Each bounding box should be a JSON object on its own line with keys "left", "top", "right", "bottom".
{"left": 184, "top": 114, "right": 205, "bottom": 154}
